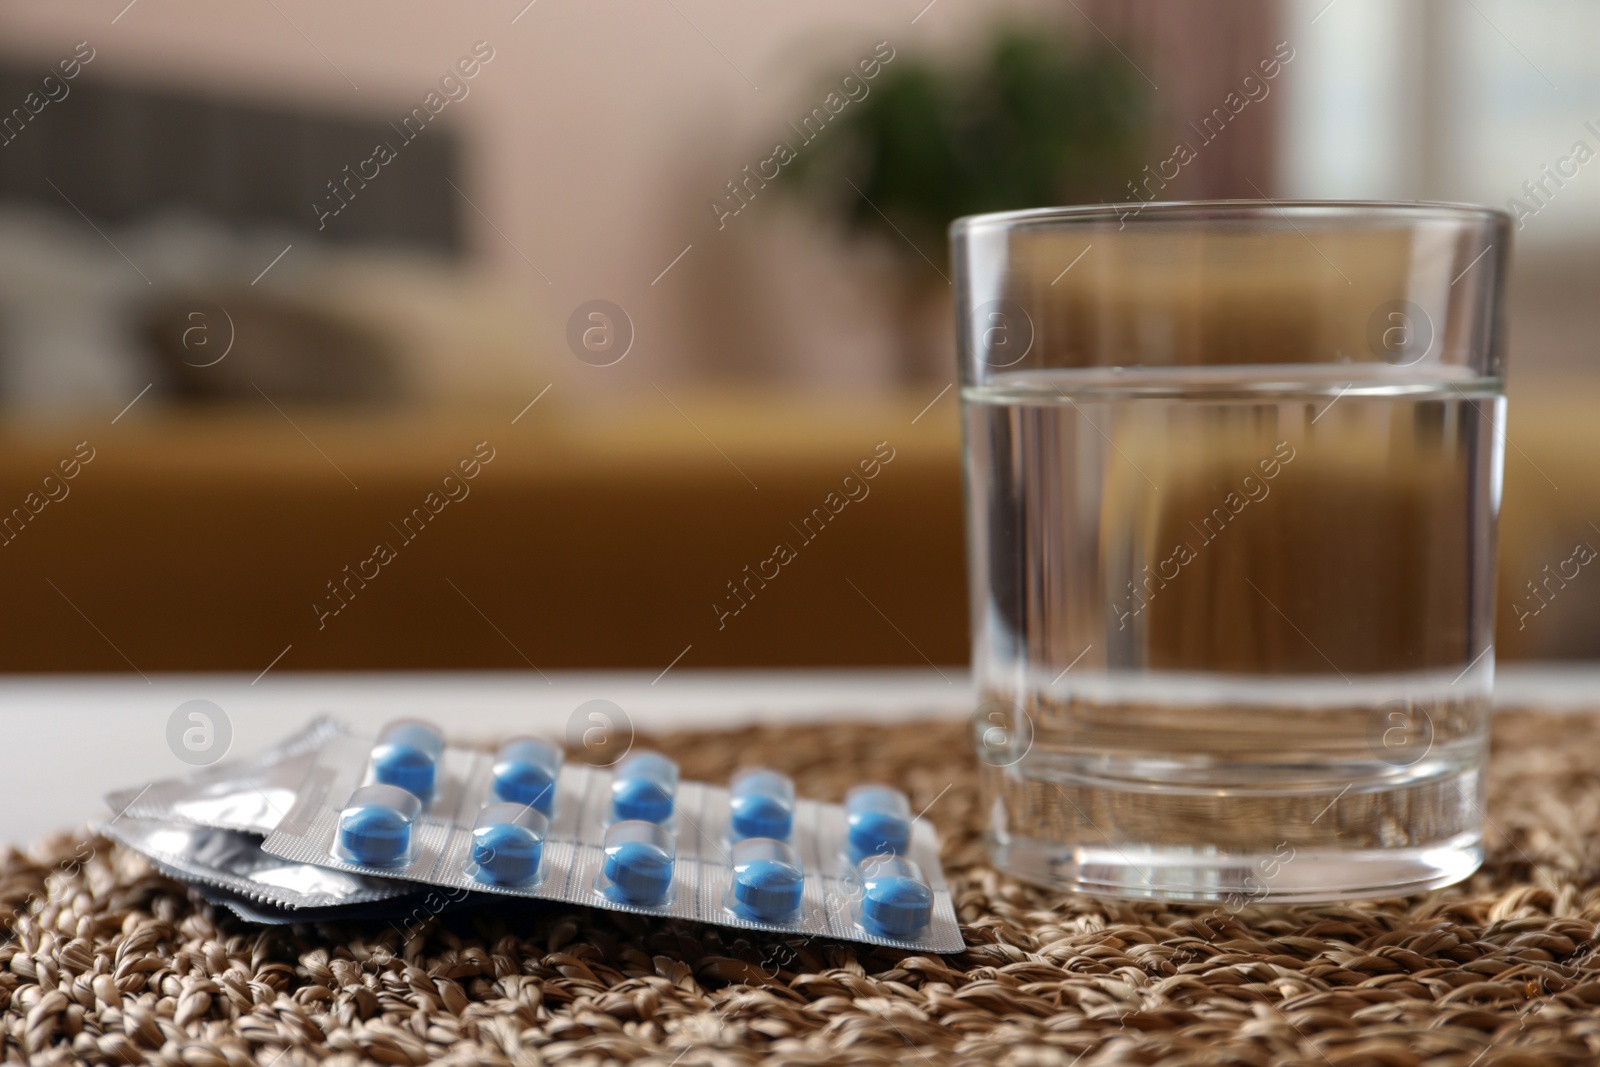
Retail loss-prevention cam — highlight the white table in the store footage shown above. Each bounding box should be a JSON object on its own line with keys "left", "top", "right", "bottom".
{"left": 1, "top": 669, "right": 967, "bottom": 846}
{"left": 2, "top": 666, "right": 1593, "bottom": 846}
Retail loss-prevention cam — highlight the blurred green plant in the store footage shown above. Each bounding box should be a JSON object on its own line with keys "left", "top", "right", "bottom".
{"left": 788, "top": 25, "right": 1151, "bottom": 260}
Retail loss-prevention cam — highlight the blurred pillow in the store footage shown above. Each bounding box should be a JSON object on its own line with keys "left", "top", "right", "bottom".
{"left": 139, "top": 290, "right": 399, "bottom": 403}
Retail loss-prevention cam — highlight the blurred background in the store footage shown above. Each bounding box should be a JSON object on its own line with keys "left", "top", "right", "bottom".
{"left": 0, "top": 0, "right": 1592, "bottom": 673}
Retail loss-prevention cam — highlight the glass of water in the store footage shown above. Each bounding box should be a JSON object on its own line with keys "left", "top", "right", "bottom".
{"left": 955, "top": 201, "right": 1510, "bottom": 903}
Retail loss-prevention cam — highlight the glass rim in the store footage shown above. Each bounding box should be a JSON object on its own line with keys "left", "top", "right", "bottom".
{"left": 950, "top": 198, "right": 1511, "bottom": 234}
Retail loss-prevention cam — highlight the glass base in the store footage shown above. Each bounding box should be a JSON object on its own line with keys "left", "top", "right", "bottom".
{"left": 981, "top": 753, "right": 1485, "bottom": 904}
{"left": 988, "top": 833, "right": 1482, "bottom": 903}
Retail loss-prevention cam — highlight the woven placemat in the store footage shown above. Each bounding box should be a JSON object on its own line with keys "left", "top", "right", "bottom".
{"left": 4, "top": 709, "right": 1600, "bottom": 1066}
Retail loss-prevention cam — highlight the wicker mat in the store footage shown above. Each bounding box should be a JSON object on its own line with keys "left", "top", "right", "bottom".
{"left": 6, "top": 710, "right": 1600, "bottom": 1066}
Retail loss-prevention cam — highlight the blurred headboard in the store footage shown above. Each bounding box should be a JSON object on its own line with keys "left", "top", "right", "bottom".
{"left": 0, "top": 57, "right": 463, "bottom": 254}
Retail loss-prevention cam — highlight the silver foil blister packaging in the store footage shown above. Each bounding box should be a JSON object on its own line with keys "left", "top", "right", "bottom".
{"left": 100, "top": 817, "right": 413, "bottom": 911}
{"left": 106, "top": 716, "right": 344, "bottom": 834}
{"left": 194, "top": 886, "right": 446, "bottom": 927}
{"left": 103, "top": 716, "right": 414, "bottom": 917}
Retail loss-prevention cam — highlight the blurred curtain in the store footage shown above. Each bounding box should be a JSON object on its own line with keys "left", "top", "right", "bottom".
{"left": 1078, "top": 0, "right": 1284, "bottom": 199}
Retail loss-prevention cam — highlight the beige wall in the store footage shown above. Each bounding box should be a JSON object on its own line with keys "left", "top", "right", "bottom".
{"left": 0, "top": 0, "right": 1051, "bottom": 395}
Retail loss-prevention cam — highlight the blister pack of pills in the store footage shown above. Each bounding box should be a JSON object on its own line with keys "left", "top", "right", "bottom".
{"left": 262, "top": 721, "right": 962, "bottom": 952}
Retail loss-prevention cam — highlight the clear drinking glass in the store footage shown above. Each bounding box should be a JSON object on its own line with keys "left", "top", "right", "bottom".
{"left": 954, "top": 201, "right": 1510, "bottom": 903}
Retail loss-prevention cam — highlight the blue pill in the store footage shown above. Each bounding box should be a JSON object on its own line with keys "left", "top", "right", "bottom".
{"left": 470, "top": 804, "right": 547, "bottom": 886}
{"left": 849, "top": 810, "right": 911, "bottom": 862}
{"left": 603, "top": 840, "right": 674, "bottom": 905}
{"left": 371, "top": 721, "right": 444, "bottom": 801}
{"left": 860, "top": 871, "right": 933, "bottom": 939}
{"left": 339, "top": 805, "right": 410, "bottom": 864}
{"left": 730, "top": 769, "right": 794, "bottom": 841}
{"left": 336, "top": 785, "right": 421, "bottom": 866}
{"left": 611, "top": 751, "right": 677, "bottom": 824}
{"left": 472, "top": 822, "right": 543, "bottom": 886}
{"left": 732, "top": 795, "right": 791, "bottom": 841}
{"left": 492, "top": 738, "right": 562, "bottom": 814}
{"left": 614, "top": 778, "right": 672, "bottom": 823}
{"left": 846, "top": 785, "right": 911, "bottom": 864}
{"left": 494, "top": 764, "right": 555, "bottom": 811}
{"left": 732, "top": 858, "right": 803, "bottom": 923}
